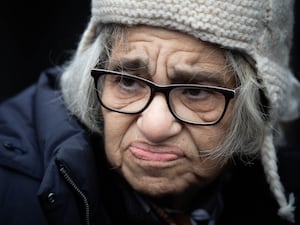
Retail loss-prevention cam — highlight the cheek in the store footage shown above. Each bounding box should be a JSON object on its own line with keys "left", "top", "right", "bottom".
{"left": 102, "top": 111, "right": 123, "bottom": 167}
{"left": 191, "top": 102, "right": 234, "bottom": 151}
{"left": 102, "top": 110, "right": 136, "bottom": 167}
{"left": 187, "top": 125, "right": 226, "bottom": 152}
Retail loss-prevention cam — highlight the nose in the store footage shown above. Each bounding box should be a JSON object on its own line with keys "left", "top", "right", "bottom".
{"left": 136, "top": 94, "right": 182, "bottom": 143}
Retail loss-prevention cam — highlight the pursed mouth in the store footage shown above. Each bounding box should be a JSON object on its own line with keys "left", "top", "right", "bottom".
{"left": 129, "top": 142, "right": 184, "bottom": 162}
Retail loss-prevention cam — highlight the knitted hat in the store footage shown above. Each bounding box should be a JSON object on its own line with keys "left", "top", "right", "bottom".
{"left": 76, "top": 0, "right": 300, "bottom": 222}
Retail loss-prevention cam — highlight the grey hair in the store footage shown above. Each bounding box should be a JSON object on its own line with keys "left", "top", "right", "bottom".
{"left": 60, "top": 24, "right": 268, "bottom": 160}
{"left": 60, "top": 24, "right": 125, "bottom": 133}
{"left": 201, "top": 51, "right": 268, "bottom": 162}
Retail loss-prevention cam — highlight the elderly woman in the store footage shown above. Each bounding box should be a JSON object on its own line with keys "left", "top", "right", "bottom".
{"left": 0, "top": 0, "right": 299, "bottom": 225}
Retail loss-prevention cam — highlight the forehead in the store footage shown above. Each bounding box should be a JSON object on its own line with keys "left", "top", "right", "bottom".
{"left": 111, "top": 26, "right": 225, "bottom": 60}
{"left": 109, "top": 26, "right": 234, "bottom": 86}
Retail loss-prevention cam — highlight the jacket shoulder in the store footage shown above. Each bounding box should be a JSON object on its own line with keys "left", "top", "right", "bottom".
{"left": 0, "top": 67, "right": 63, "bottom": 179}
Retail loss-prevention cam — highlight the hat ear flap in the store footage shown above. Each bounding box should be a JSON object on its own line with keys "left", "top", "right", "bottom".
{"left": 261, "top": 127, "right": 295, "bottom": 223}
{"left": 75, "top": 20, "right": 97, "bottom": 57}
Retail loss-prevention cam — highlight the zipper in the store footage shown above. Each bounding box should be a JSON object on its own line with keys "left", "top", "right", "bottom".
{"left": 59, "top": 166, "right": 91, "bottom": 225}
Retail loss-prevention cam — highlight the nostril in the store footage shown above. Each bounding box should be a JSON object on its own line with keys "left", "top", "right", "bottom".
{"left": 137, "top": 111, "right": 182, "bottom": 143}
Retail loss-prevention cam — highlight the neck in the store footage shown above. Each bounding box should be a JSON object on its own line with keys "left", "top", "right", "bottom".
{"left": 146, "top": 178, "right": 223, "bottom": 213}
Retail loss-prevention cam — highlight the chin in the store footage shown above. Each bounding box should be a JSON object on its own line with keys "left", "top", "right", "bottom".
{"left": 130, "top": 178, "right": 189, "bottom": 197}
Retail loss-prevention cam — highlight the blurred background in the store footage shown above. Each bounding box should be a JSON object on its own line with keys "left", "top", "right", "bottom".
{"left": 0, "top": 0, "right": 90, "bottom": 101}
{"left": 0, "top": 0, "right": 299, "bottom": 148}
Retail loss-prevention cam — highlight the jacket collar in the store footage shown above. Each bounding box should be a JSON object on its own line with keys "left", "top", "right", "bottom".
{"left": 33, "top": 68, "right": 102, "bottom": 225}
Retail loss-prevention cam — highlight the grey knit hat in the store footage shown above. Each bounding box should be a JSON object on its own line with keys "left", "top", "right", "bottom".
{"left": 76, "top": 0, "right": 300, "bottom": 222}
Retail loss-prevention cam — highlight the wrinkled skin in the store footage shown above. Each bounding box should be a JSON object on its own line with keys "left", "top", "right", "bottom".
{"left": 102, "top": 25, "right": 235, "bottom": 208}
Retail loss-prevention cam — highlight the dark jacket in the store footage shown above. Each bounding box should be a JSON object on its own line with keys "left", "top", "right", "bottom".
{"left": 0, "top": 68, "right": 299, "bottom": 225}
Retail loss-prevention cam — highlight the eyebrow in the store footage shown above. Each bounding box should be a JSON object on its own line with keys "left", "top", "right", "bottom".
{"left": 170, "top": 68, "right": 229, "bottom": 86}
{"left": 108, "top": 57, "right": 149, "bottom": 74}
{"left": 108, "top": 57, "right": 231, "bottom": 86}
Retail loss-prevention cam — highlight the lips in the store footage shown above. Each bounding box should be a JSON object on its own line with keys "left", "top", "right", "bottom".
{"left": 129, "top": 142, "right": 184, "bottom": 162}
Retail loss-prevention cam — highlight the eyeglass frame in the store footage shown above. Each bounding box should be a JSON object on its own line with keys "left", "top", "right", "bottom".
{"left": 91, "top": 68, "right": 239, "bottom": 126}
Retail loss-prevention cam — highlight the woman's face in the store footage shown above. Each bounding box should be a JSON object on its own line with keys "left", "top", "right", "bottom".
{"left": 102, "top": 26, "right": 235, "bottom": 199}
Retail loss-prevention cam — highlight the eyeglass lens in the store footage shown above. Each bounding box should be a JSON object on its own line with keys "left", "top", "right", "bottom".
{"left": 97, "top": 73, "right": 227, "bottom": 125}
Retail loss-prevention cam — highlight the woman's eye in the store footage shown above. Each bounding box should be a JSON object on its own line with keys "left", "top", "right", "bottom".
{"left": 115, "top": 76, "right": 142, "bottom": 92}
{"left": 119, "top": 77, "right": 136, "bottom": 87}
{"left": 183, "top": 88, "right": 210, "bottom": 99}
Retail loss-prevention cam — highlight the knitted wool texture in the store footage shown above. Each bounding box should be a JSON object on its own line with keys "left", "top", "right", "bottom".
{"left": 75, "top": 0, "right": 300, "bottom": 222}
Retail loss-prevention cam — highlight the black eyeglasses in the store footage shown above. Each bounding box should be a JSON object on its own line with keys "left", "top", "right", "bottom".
{"left": 91, "top": 69, "right": 238, "bottom": 125}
